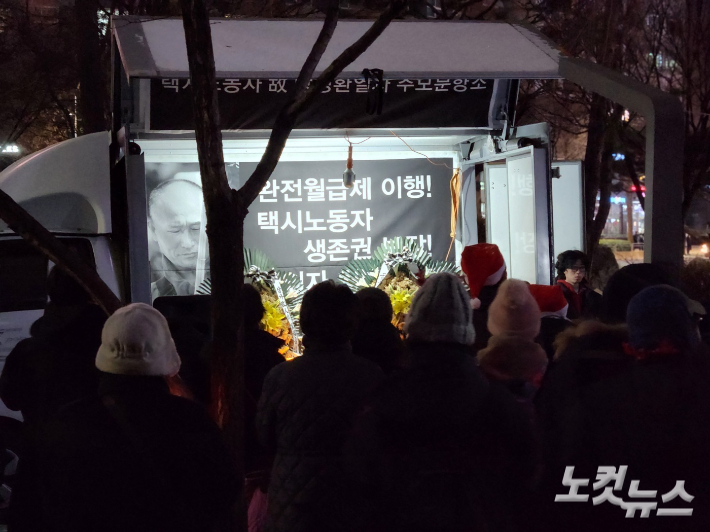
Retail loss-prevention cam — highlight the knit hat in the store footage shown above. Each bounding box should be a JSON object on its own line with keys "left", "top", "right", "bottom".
{"left": 477, "top": 335, "right": 548, "bottom": 383}
{"left": 528, "top": 284, "right": 569, "bottom": 318}
{"left": 404, "top": 272, "right": 475, "bottom": 345}
{"left": 626, "top": 285, "right": 702, "bottom": 352}
{"left": 487, "top": 279, "right": 541, "bottom": 341}
{"left": 96, "top": 303, "right": 181, "bottom": 376}
{"left": 460, "top": 244, "right": 506, "bottom": 304}
{"left": 602, "top": 263, "right": 673, "bottom": 324}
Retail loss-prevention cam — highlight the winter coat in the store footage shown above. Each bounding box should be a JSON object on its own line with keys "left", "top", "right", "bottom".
{"left": 536, "top": 316, "right": 572, "bottom": 361}
{"left": 536, "top": 343, "right": 710, "bottom": 532}
{"left": 532, "top": 321, "right": 632, "bottom": 531}
{"left": 244, "top": 328, "right": 285, "bottom": 474}
{"left": 10, "top": 374, "right": 238, "bottom": 532}
{"left": 352, "top": 319, "right": 406, "bottom": 375}
{"left": 557, "top": 280, "right": 602, "bottom": 320}
{"left": 535, "top": 321, "right": 631, "bottom": 472}
{"left": 256, "top": 343, "right": 383, "bottom": 532}
{"left": 0, "top": 303, "right": 106, "bottom": 425}
{"left": 345, "top": 341, "right": 537, "bottom": 532}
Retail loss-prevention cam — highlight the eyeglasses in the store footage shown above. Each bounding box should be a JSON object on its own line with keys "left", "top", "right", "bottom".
{"left": 567, "top": 267, "right": 586, "bottom": 273}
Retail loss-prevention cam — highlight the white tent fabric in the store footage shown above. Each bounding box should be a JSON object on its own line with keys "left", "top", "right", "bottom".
{"left": 113, "top": 17, "right": 562, "bottom": 80}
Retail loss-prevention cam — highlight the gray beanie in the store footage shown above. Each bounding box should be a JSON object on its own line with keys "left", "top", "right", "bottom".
{"left": 404, "top": 272, "right": 475, "bottom": 345}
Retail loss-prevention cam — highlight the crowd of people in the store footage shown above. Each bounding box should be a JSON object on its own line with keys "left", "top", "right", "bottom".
{"left": 1, "top": 243, "right": 710, "bottom": 532}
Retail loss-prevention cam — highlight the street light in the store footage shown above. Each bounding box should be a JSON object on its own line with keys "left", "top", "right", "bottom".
{"left": 2, "top": 144, "right": 20, "bottom": 154}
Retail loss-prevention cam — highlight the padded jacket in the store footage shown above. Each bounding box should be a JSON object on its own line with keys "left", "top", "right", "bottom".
{"left": 345, "top": 342, "right": 538, "bottom": 532}
{"left": 256, "top": 343, "right": 383, "bottom": 532}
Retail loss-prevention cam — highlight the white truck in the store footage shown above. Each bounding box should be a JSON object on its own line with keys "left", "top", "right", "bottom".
{"left": 0, "top": 16, "right": 682, "bottom": 422}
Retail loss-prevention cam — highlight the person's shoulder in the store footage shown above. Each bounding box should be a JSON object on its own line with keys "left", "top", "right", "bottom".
{"left": 262, "top": 356, "right": 293, "bottom": 385}
{"left": 554, "top": 320, "right": 628, "bottom": 360}
{"left": 151, "top": 276, "right": 176, "bottom": 300}
{"left": 48, "top": 396, "right": 113, "bottom": 433}
{"left": 4, "top": 337, "right": 36, "bottom": 362}
{"left": 161, "top": 394, "right": 218, "bottom": 422}
{"left": 348, "top": 351, "right": 385, "bottom": 370}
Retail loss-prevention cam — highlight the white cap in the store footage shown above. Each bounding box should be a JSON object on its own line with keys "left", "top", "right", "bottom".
{"left": 96, "top": 303, "right": 181, "bottom": 377}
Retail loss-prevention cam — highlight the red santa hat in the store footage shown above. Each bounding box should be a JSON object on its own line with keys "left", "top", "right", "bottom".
{"left": 460, "top": 244, "right": 506, "bottom": 306}
{"left": 528, "top": 284, "right": 569, "bottom": 319}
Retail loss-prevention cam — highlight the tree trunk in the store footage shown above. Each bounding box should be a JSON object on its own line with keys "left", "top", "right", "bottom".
{"left": 624, "top": 151, "right": 645, "bottom": 210}
{"left": 179, "top": 0, "right": 245, "bottom": 529}
{"left": 588, "top": 146, "right": 613, "bottom": 256}
{"left": 0, "top": 188, "right": 121, "bottom": 315}
{"left": 584, "top": 93, "right": 607, "bottom": 255}
{"left": 75, "top": 0, "right": 108, "bottom": 133}
{"left": 179, "top": 2, "right": 406, "bottom": 530}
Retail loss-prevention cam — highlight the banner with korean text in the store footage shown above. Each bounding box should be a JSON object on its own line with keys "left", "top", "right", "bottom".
{"left": 150, "top": 77, "right": 495, "bottom": 130}
{"left": 242, "top": 159, "right": 453, "bottom": 288}
{"left": 144, "top": 158, "right": 453, "bottom": 298}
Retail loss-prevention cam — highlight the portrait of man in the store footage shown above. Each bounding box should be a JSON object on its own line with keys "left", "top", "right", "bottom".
{"left": 148, "top": 179, "right": 205, "bottom": 300}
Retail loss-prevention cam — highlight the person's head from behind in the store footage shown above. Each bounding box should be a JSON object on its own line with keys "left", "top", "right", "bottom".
{"left": 404, "top": 272, "right": 475, "bottom": 346}
{"left": 95, "top": 303, "right": 181, "bottom": 377}
{"left": 555, "top": 250, "right": 589, "bottom": 286}
{"left": 148, "top": 179, "right": 204, "bottom": 271}
{"left": 242, "top": 284, "right": 265, "bottom": 331}
{"left": 487, "top": 279, "right": 541, "bottom": 341}
{"left": 47, "top": 266, "right": 92, "bottom": 307}
{"left": 356, "top": 287, "right": 393, "bottom": 325}
{"left": 626, "top": 285, "right": 703, "bottom": 356}
{"left": 602, "top": 263, "right": 673, "bottom": 324}
{"left": 300, "top": 280, "right": 359, "bottom": 347}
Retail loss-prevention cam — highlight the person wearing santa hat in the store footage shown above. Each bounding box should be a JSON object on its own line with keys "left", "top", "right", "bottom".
{"left": 460, "top": 243, "right": 507, "bottom": 352}
{"left": 528, "top": 284, "right": 573, "bottom": 361}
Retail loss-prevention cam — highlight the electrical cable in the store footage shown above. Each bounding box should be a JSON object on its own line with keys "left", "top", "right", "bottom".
{"left": 388, "top": 130, "right": 463, "bottom": 262}
{"left": 344, "top": 131, "right": 371, "bottom": 145}
{"left": 388, "top": 130, "right": 455, "bottom": 170}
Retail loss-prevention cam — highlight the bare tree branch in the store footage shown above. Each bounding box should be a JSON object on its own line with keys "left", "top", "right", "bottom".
{"left": 292, "top": 0, "right": 340, "bottom": 108}
{"left": 238, "top": 0, "right": 408, "bottom": 207}
{"left": 0, "top": 188, "right": 122, "bottom": 315}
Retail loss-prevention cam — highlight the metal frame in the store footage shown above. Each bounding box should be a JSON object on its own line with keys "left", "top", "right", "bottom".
{"left": 111, "top": 20, "right": 687, "bottom": 274}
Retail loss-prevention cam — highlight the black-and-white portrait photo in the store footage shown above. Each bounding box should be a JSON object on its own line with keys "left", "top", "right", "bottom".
{"left": 145, "top": 164, "right": 208, "bottom": 300}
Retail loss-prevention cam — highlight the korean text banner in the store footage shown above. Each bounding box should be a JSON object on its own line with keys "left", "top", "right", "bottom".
{"left": 150, "top": 78, "right": 495, "bottom": 130}
{"left": 145, "top": 159, "right": 452, "bottom": 298}
{"left": 242, "top": 159, "right": 453, "bottom": 287}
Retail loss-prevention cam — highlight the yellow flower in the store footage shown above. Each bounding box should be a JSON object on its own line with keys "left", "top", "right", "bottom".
{"left": 262, "top": 299, "right": 286, "bottom": 334}
{"left": 390, "top": 287, "right": 414, "bottom": 316}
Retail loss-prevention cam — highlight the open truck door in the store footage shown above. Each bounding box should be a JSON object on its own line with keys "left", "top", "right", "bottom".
{"left": 460, "top": 123, "right": 553, "bottom": 285}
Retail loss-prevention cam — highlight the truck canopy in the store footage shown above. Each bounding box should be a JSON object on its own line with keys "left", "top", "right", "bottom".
{"left": 113, "top": 18, "right": 561, "bottom": 80}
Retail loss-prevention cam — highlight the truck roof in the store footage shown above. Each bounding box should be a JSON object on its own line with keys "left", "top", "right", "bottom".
{"left": 112, "top": 17, "right": 563, "bottom": 80}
